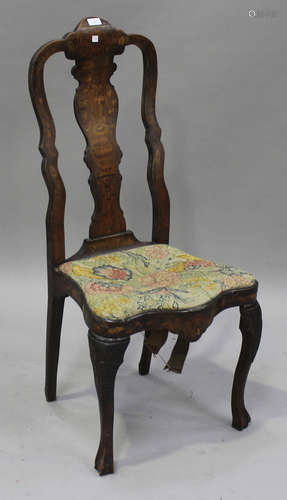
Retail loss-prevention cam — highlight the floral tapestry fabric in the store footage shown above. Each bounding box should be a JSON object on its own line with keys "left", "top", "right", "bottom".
{"left": 57, "top": 244, "right": 255, "bottom": 321}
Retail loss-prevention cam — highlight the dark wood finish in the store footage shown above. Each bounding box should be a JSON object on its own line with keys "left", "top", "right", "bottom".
{"left": 232, "top": 301, "right": 262, "bottom": 430}
{"left": 71, "top": 50, "right": 126, "bottom": 239}
{"left": 139, "top": 328, "right": 168, "bottom": 375}
{"left": 29, "top": 17, "right": 262, "bottom": 475}
{"left": 88, "top": 331, "right": 130, "bottom": 475}
{"left": 127, "top": 34, "right": 170, "bottom": 244}
{"left": 138, "top": 332, "right": 153, "bottom": 376}
{"left": 45, "top": 295, "right": 65, "bottom": 402}
{"left": 165, "top": 335, "right": 190, "bottom": 373}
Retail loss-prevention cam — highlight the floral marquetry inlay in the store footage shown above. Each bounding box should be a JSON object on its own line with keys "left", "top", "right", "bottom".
{"left": 72, "top": 54, "right": 126, "bottom": 239}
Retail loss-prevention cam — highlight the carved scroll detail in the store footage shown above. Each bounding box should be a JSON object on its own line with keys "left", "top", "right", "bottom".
{"left": 28, "top": 40, "right": 66, "bottom": 268}
{"left": 72, "top": 56, "right": 126, "bottom": 239}
{"left": 127, "top": 35, "right": 170, "bottom": 244}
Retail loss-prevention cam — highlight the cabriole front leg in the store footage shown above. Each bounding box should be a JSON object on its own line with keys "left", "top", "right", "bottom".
{"left": 88, "top": 331, "right": 130, "bottom": 476}
{"left": 232, "top": 301, "right": 262, "bottom": 430}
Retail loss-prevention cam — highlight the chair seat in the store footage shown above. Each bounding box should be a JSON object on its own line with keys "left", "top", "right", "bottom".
{"left": 57, "top": 244, "right": 255, "bottom": 321}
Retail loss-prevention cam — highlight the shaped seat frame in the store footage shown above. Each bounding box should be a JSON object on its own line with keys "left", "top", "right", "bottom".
{"left": 29, "top": 17, "right": 262, "bottom": 475}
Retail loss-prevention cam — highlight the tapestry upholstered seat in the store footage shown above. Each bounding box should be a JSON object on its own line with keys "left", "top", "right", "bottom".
{"left": 29, "top": 17, "right": 262, "bottom": 476}
{"left": 58, "top": 244, "right": 255, "bottom": 321}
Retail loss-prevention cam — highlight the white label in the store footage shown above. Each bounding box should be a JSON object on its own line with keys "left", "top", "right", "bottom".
{"left": 87, "top": 17, "right": 102, "bottom": 26}
{"left": 92, "top": 35, "right": 99, "bottom": 43}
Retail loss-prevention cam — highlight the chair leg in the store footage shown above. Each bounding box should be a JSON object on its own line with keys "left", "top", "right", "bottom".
{"left": 139, "top": 329, "right": 169, "bottom": 375}
{"left": 232, "top": 301, "right": 262, "bottom": 430}
{"left": 88, "top": 331, "right": 130, "bottom": 476}
{"left": 139, "top": 331, "right": 152, "bottom": 375}
{"left": 45, "top": 294, "right": 65, "bottom": 402}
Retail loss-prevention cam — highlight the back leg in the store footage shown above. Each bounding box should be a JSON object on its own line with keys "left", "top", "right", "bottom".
{"left": 45, "top": 294, "right": 65, "bottom": 402}
{"left": 139, "top": 329, "right": 169, "bottom": 375}
{"left": 139, "top": 331, "right": 152, "bottom": 375}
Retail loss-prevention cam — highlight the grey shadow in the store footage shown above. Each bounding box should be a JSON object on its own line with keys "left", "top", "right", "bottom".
{"left": 51, "top": 348, "right": 287, "bottom": 470}
{"left": 115, "top": 357, "right": 287, "bottom": 468}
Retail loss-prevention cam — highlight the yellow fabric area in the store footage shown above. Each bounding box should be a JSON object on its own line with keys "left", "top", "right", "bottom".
{"left": 57, "top": 244, "right": 255, "bottom": 321}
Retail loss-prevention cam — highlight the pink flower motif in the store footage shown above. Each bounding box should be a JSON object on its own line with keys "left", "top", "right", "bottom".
{"left": 59, "top": 262, "right": 72, "bottom": 274}
{"left": 143, "top": 246, "right": 170, "bottom": 259}
{"left": 185, "top": 259, "right": 215, "bottom": 268}
{"left": 93, "top": 265, "right": 132, "bottom": 281}
{"left": 105, "top": 268, "right": 129, "bottom": 280}
{"left": 140, "top": 275, "right": 156, "bottom": 286}
{"left": 121, "top": 285, "right": 135, "bottom": 294}
{"left": 85, "top": 282, "right": 121, "bottom": 295}
{"left": 140, "top": 270, "right": 179, "bottom": 288}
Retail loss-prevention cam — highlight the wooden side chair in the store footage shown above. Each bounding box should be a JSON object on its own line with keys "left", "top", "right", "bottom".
{"left": 29, "top": 17, "right": 262, "bottom": 475}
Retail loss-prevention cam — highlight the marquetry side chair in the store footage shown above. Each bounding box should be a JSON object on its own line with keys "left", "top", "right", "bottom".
{"left": 29, "top": 17, "right": 262, "bottom": 476}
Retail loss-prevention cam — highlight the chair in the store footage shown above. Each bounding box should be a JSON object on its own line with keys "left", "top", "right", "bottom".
{"left": 29, "top": 17, "right": 262, "bottom": 475}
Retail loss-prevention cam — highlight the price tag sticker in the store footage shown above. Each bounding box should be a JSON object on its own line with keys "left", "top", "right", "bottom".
{"left": 92, "top": 35, "right": 99, "bottom": 43}
{"left": 87, "top": 18, "right": 102, "bottom": 26}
